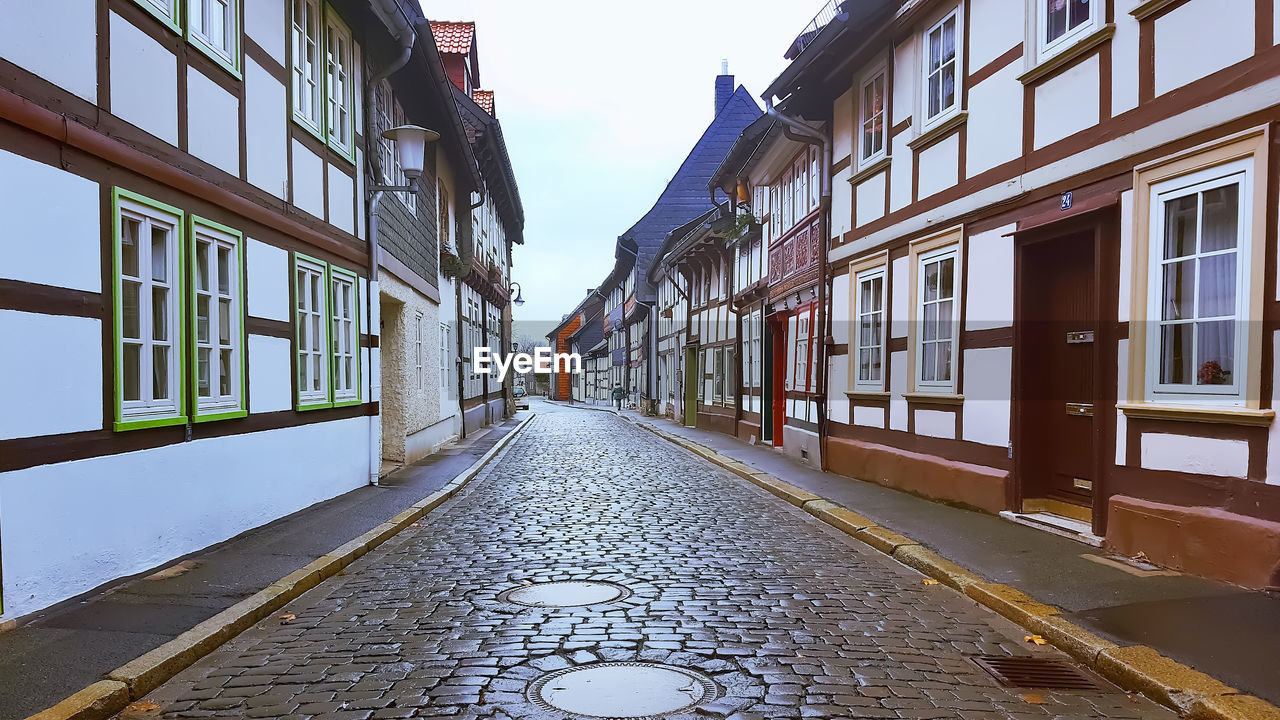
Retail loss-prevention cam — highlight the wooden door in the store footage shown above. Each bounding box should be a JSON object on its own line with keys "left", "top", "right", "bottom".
{"left": 770, "top": 316, "right": 787, "bottom": 446}
{"left": 1019, "top": 231, "right": 1097, "bottom": 506}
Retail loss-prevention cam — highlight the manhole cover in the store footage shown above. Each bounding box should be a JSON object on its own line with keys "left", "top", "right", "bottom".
{"left": 972, "top": 656, "right": 1110, "bottom": 690}
{"left": 500, "top": 581, "right": 630, "bottom": 607}
{"left": 528, "top": 662, "right": 717, "bottom": 718}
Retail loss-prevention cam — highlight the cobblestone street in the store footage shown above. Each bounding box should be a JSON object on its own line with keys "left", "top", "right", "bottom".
{"left": 127, "top": 405, "right": 1175, "bottom": 720}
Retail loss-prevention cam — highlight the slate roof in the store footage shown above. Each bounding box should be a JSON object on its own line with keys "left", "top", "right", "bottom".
{"left": 618, "top": 85, "right": 761, "bottom": 305}
{"left": 430, "top": 21, "right": 475, "bottom": 55}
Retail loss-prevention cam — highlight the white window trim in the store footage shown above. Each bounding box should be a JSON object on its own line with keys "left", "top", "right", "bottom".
{"left": 330, "top": 267, "right": 360, "bottom": 404}
{"left": 291, "top": 0, "right": 324, "bottom": 138}
{"left": 295, "top": 254, "right": 330, "bottom": 408}
{"left": 852, "top": 257, "right": 889, "bottom": 392}
{"left": 324, "top": 10, "right": 355, "bottom": 160}
{"left": 919, "top": 6, "right": 964, "bottom": 133}
{"left": 190, "top": 216, "right": 246, "bottom": 420}
{"left": 114, "top": 191, "right": 185, "bottom": 430}
{"left": 907, "top": 228, "right": 963, "bottom": 395}
{"left": 914, "top": 245, "right": 960, "bottom": 391}
{"left": 857, "top": 61, "right": 889, "bottom": 171}
{"left": 1032, "top": 0, "right": 1102, "bottom": 64}
{"left": 1144, "top": 159, "right": 1252, "bottom": 405}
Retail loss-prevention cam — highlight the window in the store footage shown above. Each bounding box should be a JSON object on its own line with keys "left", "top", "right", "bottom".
{"left": 722, "top": 346, "right": 736, "bottom": 405}
{"left": 330, "top": 267, "right": 360, "bottom": 405}
{"left": 441, "top": 323, "right": 451, "bottom": 389}
{"left": 786, "top": 305, "right": 817, "bottom": 394}
{"left": 292, "top": 0, "right": 323, "bottom": 136}
{"left": 294, "top": 254, "right": 329, "bottom": 408}
{"left": 113, "top": 189, "right": 185, "bottom": 431}
{"left": 325, "top": 12, "right": 354, "bottom": 160}
{"left": 853, "top": 265, "right": 887, "bottom": 391}
{"left": 188, "top": 0, "right": 240, "bottom": 76}
{"left": 135, "top": 0, "right": 181, "bottom": 32}
{"left": 190, "top": 216, "right": 246, "bottom": 421}
{"left": 1037, "top": 0, "right": 1098, "bottom": 60}
{"left": 908, "top": 229, "right": 962, "bottom": 393}
{"left": 374, "top": 85, "right": 415, "bottom": 213}
{"left": 741, "top": 310, "right": 762, "bottom": 390}
{"left": 922, "top": 9, "right": 961, "bottom": 127}
{"left": 860, "top": 68, "right": 887, "bottom": 166}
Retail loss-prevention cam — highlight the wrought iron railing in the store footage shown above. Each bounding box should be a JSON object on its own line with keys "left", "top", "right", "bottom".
{"left": 787, "top": 0, "right": 845, "bottom": 59}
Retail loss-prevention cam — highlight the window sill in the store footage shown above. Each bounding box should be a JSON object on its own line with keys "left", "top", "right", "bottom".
{"left": 1018, "top": 24, "right": 1115, "bottom": 85}
{"left": 193, "top": 408, "right": 248, "bottom": 423}
{"left": 906, "top": 112, "right": 967, "bottom": 153}
{"left": 114, "top": 414, "right": 187, "bottom": 432}
{"left": 1130, "top": 0, "right": 1181, "bottom": 20}
{"left": 846, "top": 390, "right": 890, "bottom": 400}
{"left": 905, "top": 392, "right": 964, "bottom": 405}
{"left": 848, "top": 156, "right": 892, "bottom": 187}
{"left": 1117, "top": 402, "right": 1275, "bottom": 427}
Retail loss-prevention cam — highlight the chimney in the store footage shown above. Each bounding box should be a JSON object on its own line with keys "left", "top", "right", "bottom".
{"left": 715, "top": 59, "right": 733, "bottom": 115}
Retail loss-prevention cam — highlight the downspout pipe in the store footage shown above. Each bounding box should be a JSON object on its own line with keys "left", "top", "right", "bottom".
{"left": 766, "top": 99, "right": 832, "bottom": 472}
{"left": 364, "top": 1, "right": 416, "bottom": 487}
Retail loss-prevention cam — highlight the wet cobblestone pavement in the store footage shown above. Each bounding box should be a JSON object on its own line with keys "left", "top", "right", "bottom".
{"left": 125, "top": 407, "right": 1176, "bottom": 720}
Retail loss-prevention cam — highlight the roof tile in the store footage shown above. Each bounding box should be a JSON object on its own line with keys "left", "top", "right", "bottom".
{"left": 429, "top": 21, "right": 474, "bottom": 55}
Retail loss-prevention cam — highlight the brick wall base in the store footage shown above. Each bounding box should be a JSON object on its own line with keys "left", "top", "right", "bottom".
{"left": 825, "top": 436, "right": 1010, "bottom": 514}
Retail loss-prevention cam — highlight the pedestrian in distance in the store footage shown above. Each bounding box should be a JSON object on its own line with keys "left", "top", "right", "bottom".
{"left": 612, "top": 384, "right": 626, "bottom": 411}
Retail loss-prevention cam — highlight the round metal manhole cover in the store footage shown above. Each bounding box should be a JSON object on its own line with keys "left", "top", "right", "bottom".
{"left": 528, "top": 662, "right": 717, "bottom": 719}
{"left": 499, "top": 581, "right": 631, "bottom": 607}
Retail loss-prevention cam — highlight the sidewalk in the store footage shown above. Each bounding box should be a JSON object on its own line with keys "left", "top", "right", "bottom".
{"left": 0, "top": 417, "right": 523, "bottom": 720}
{"left": 581, "top": 403, "right": 1280, "bottom": 706}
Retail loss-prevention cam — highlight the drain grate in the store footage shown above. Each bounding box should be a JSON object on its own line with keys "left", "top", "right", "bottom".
{"left": 971, "top": 656, "right": 1110, "bottom": 690}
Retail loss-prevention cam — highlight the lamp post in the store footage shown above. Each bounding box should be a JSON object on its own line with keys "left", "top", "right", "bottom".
{"left": 377, "top": 125, "right": 440, "bottom": 192}
{"left": 509, "top": 281, "right": 525, "bottom": 307}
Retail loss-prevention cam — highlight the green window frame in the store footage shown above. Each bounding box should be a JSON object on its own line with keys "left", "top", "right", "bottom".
{"left": 292, "top": 254, "right": 362, "bottom": 410}
{"left": 112, "top": 188, "right": 188, "bottom": 432}
{"left": 329, "top": 266, "right": 362, "bottom": 408}
{"left": 324, "top": 9, "right": 357, "bottom": 163}
{"left": 190, "top": 215, "right": 248, "bottom": 422}
{"left": 186, "top": 0, "right": 244, "bottom": 79}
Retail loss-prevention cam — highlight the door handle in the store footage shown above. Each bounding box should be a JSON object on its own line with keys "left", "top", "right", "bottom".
{"left": 1065, "top": 402, "right": 1094, "bottom": 416}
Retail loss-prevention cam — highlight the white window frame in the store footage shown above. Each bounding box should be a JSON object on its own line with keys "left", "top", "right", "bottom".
{"left": 913, "top": 244, "right": 960, "bottom": 392}
{"left": 920, "top": 7, "right": 963, "bottom": 132}
{"left": 858, "top": 63, "right": 889, "bottom": 169}
{"left": 330, "top": 267, "right": 360, "bottom": 405}
{"left": 440, "top": 322, "right": 451, "bottom": 390}
{"left": 294, "top": 253, "right": 330, "bottom": 409}
{"left": 1144, "top": 160, "right": 1252, "bottom": 405}
{"left": 852, "top": 261, "right": 888, "bottom": 392}
{"left": 291, "top": 0, "right": 324, "bottom": 138}
{"left": 1033, "top": 0, "right": 1101, "bottom": 64}
{"left": 325, "top": 10, "right": 355, "bottom": 160}
{"left": 113, "top": 189, "right": 185, "bottom": 431}
{"left": 190, "top": 216, "right": 246, "bottom": 421}
{"left": 188, "top": 0, "right": 241, "bottom": 77}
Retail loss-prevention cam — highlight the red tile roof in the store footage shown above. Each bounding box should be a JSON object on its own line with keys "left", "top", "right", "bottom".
{"left": 472, "top": 90, "right": 494, "bottom": 116}
{"left": 430, "top": 21, "right": 474, "bottom": 55}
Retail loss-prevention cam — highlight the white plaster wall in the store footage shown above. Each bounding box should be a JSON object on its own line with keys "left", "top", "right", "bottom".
{"left": 0, "top": 416, "right": 370, "bottom": 621}
{"left": 245, "top": 58, "right": 288, "bottom": 200}
{"left": 832, "top": 167, "right": 853, "bottom": 238}
{"left": 109, "top": 12, "right": 178, "bottom": 146}
{"left": 892, "top": 35, "right": 917, "bottom": 128}
{"left": 831, "top": 273, "right": 851, "bottom": 345}
{"left": 915, "top": 409, "right": 956, "bottom": 439}
{"left": 890, "top": 255, "right": 909, "bottom": 339}
{"left": 1140, "top": 433, "right": 1249, "bottom": 478}
{"left": 917, "top": 132, "right": 960, "bottom": 200}
{"left": 828, "top": 356, "right": 850, "bottom": 425}
{"left": 327, "top": 165, "right": 356, "bottom": 235}
{"left": 0, "top": 151, "right": 100, "bottom": 292}
{"left": 0, "top": 0, "right": 96, "bottom": 102}
{"left": 291, "top": 139, "right": 325, "bottom": 219}
{"left": 244, "top": 0, "right": 287, "bottom": 63}
{"left": 1117, "top": 190, "right": 1134, "bottom": 322}
{"left": 889, "top": 350, "right": 908, "bottom": 431}
{"left": 965, "top": 63, "right": 1023, "bottom": 176}
{"left": 1116, "top": 338, "right": 1129, "bottom": 466}
{"left": 967, "top": 0, "right": 1023, "bottom": 71}
{"left": 1112, "top": 0, "right": 1142, "bottom": 116}
{"left": 961, "top": 346, "right": 1011, "bottom": 447}
{"left": 248, "top": 334, "right": 291, "bottom": 413}
{"left": 855, "top": 171, "right": 887, "bottom": 227}
{"left": 965, "top": 225, "right": 1014, "bottom": 330}
{"left": 355, "top": 148, "right": 367, "bottom": 240}
{"left": 187, "top": 67, "right": 240, "bottom": 177}
{"left": 246, "top": 238, "right": 289, "bottom": 321}
{"left": 889, "top": 133, "right": 913, "bottom": 212}
{"left": 1034, "top": 54, "right": 1099, "bottom": 150}
{"left": 1276, "top": 0, "right": 1280, "bottom": 46}
{"left": 833, "top": 87, "right": 854, "bottom": 165}
{"left": 854, "top": 405, "right": 885, "bottom": 428}
{"left": 1154, "top": 0, "right": 1253, "bottom": 97}
{"left": 0, "top": 311, "right": 102, "bottom": 440}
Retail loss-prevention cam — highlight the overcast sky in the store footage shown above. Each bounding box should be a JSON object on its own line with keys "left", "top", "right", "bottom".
{"left": 421, "top": 0, "right": 823, "bottom": 343}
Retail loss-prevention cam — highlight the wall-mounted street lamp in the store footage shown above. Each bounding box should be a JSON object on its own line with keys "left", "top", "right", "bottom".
{"left": 509, "top": 281, "right": 525, "bottom": 307}
{"left": 378, "top": 125, "right": 441, "bottom": 190}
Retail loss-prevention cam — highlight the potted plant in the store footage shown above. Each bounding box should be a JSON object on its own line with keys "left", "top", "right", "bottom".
{"left": 441, "top": 252, "right": 469, "bottom": 278}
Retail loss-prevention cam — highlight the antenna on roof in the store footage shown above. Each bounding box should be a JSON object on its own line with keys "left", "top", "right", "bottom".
{"left": 721, "top": 59, "right": 729, "bottom": 75}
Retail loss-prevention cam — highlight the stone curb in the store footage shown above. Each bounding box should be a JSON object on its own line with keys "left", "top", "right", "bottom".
{"left": 24, "top": 414, "right": 537, "bottom": 720}
{"left": 635, "top": 420, "right": 1280, "bottom": 720}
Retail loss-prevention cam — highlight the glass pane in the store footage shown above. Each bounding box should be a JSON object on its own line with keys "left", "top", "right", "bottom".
{"left": 860, "top": 279, "right": 872, "bottom": 312}
{"left": 923, "top": 303, "right": 938, "bottom": 341}
{"left": 311, "top": 355, "right": 322, "bottom": 391}
{"left": 938, "top": 300, "right": 953, "bottom": 340}
{"left": 218, "top": 246, "right": 232, "bottom": 295}
{"left": 941, "top": 64, "right": 955, "bottom": 112}
{"left": 1047, "top": 0, "right": 1067, "bottom": 41}
{"left": 870, "top": 347, "right": 882, "bottom": 381}
{"left": 1163, "top": 194, "right": 1197, "bottom": 259}
{"left": 1161, "top": 260, "right": 1194, "bottom": 321}
{"left": 153, "top": 346, "right": 169, "bottom": 400}
{"left": 922, "top": 343, "right": 936, "bottom": 382}
{"left": 938, "top": 340, "right": 952, "bottom": 382}
{"left": 1196, "top": 320, "right": 1234, "bottom": 386}
{"left": 1071, "top": 0, "right": 1090, "bottom": 28}
{"left": 942, "top": 18, "right": 955, "bottom": 63}
{"left": 151, "top": 226, "right": 168, "bottom": 282}
{"left": 298, "top": 351, "right": 309, "bottom": 388}
{"left": 310, "top": 315, "right": 321, "bottom": 351}
{"left": 197, "top": 295, "right": 210, "bottom": 343}
{"left": 296, "top": 270, "right": 306, "bottom": 309}
{"left": 123, "top": 343, "right": 141, "bottom": 401}
{"left": 198, "top": 347, "right": 211, "bottom": 397}
{"left": 1198, "top": 253, "right": 1236, "bottom": 318}
{"left": 871, "top": 276, "right": 883, "bottom": 311}
{"left": 939, "top": 258, "right": 954, "bottom": 299}
{"left": 220, "top": 349, "right": 232, "bottom": 396}
{"left": 310, "top": 275, "right": 320, "bottom": 311}
{"left": 219, "top": 298, "right": 232, "bottom": 344}
{"left": 1159, "top": 323, "right": 1192, "bottom": 384}
{"left": 1201, "top": 184, "right": 1239, "bottom": 252}
{"left": 152, "top": 287, "right": 168, "bottom": 341}
{"left": 196, "top": 240, "right": 210, "bottom": 291}
{"left": 122, "top": 281, "right": 141, "bottom": 339}
{"left": 929, "top": 27, "right": 941, "bottom": 72}
{"left": 121, "top": 217, "right": 140, "bottom": 277}
{"left": 924, "top": 262, "right": 939, "bottom": 301}
{"left": 928, "top": 72, "right": 940, "bottom": 118}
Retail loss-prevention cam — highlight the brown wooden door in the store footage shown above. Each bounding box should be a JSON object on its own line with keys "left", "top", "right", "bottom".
{"left": 1020, "top": 231, "right": 1096, "bottom": 505}
{"left": 770, "top": 316, "right": 787, "bottom": 447}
